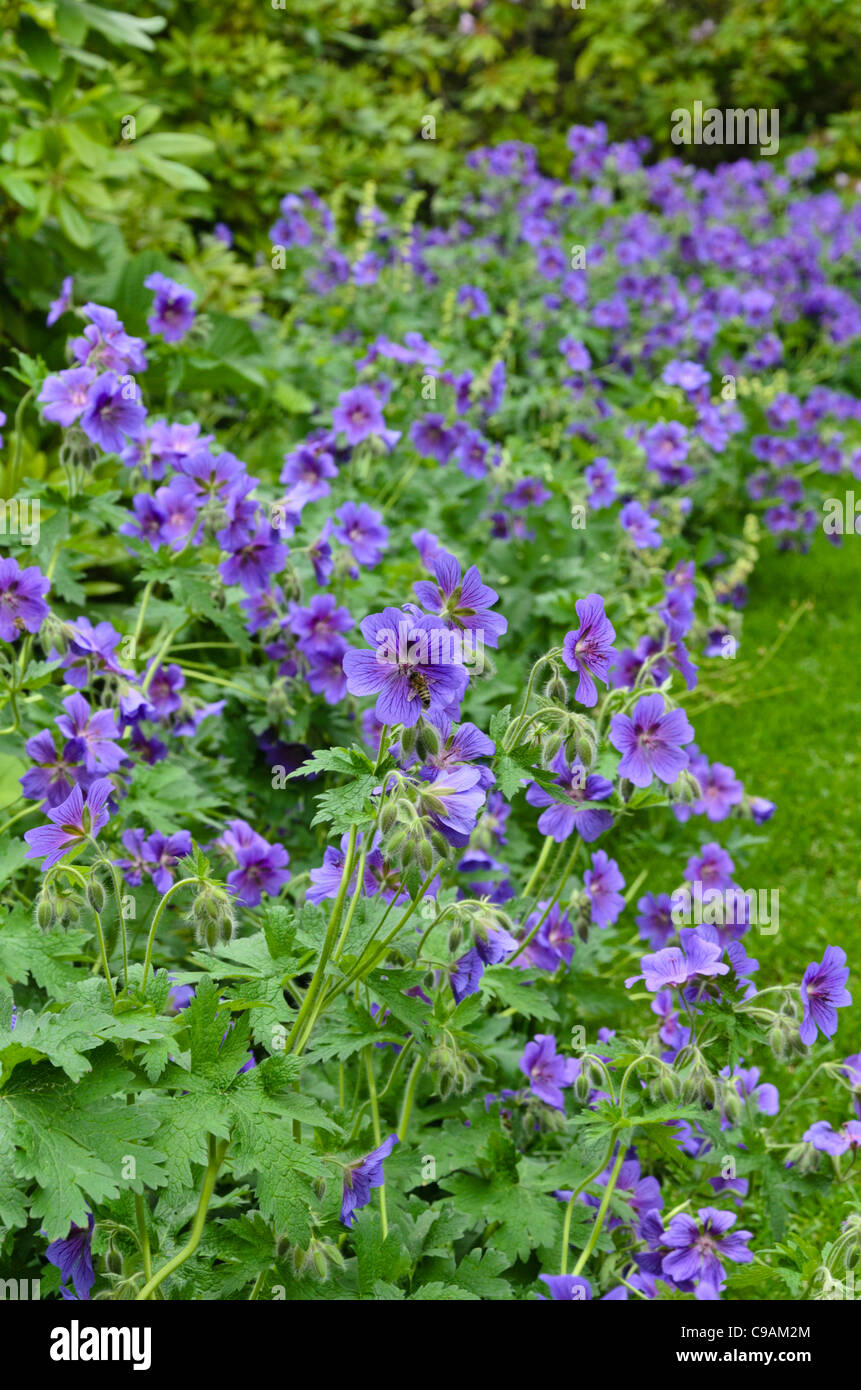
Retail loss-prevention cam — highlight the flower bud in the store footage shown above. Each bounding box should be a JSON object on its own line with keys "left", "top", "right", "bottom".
{"left": 86, "top": 876, "right": 106, "bottom": 914}
{"left": 56, "top": 893, "right": 81, "bottom": 926}
{"left": 400, "top": 724, "right": 418, "bottom": 756}
{"left": 544, "top": 670, "right": 568, "bottom": 703}
{"left": 574, "top": 1068, "right": 592, "bottom": 1103}
{"left": 36, "top": 894, "right": 56, "bottom": 931}
{"left": 415, "top": 720, "right": 440, "bottom": 759}
{"left": 700, "top": 1074, "right": 718, "bottom": 1109}
{"left": 385, "top": 828, "right": 408, "bottom": 859}
{"left": 447, "top": 924, "right": 463, "bottom": 953}
{"left": 39, "top": 611, "right": 70, "bottom": 658}
{"left": 430, "top": 831, "right": 450, "bottom": 860}
{"left": 542, "top": 732, "right": 566, "bottom": 765}
{"left": 190, "top": 884, "right": 236, "bottom": 946}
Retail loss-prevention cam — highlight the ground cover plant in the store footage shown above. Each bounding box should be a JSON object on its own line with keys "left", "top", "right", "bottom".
{"left": 1, "top": 109, "right": 861, "bottom": 1305}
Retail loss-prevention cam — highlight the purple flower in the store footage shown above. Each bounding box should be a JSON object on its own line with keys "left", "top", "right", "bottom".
{"left": 61, "top": 617, "right": 133, "bottom": 687}
{"left": 46, "top": 1213, "right": 95, "bottom": 1300}
{"left": 627, "top": 927, "right": 730, "bottom": 992}
{"left": 583, "top": 849, "right": 625, "bottom": 928}
{"left": 55, "top": 693, "right": 123, "bottom": 773}
{"left": 800, "top": 946, "right": 852, "bottom": 1046}
{"left": 38, "top": 367, "right": 96, "bottom": 426}
{"left": 80, "top": 371, "right": 147, "bottom": 453}
{"left": 343, "top": 606, "right": 468, "bottom": 728}
{"left": 662, "top": 1207, "right": 752, "bottom": 1300}
{"left": 409, "top": 413, "right": 457, "bottom": 465}
{"left": 720, "top": 1064, "right": 779, "bottom": 1120}
{"left": 561, "top": 594, "right": 617, "bottom": 706}
{"left": 804, "top": 1120, "right": 861, "bottom": 1156}
{"left": 585, "top": 457, "right": 617, "bottom": 508}
{"left": 0, "top": 557, "right": 50, "bottom": 642}
{"left": 538, "top": 1275, "right": 591, "bottom": 1301}
{"left": 417, "top": 765, "right": 486, "bottom": 848}
{"left": 662, "top": 360, "right": 710, "bottom": 394}
{"left": 307, "top": 639, "right": 350, "bottom": 704}
{"left": 525, "top": 750, "right": 613, "bottom": 843}
{"left": 46, "top": 275, "right": 74, "bottom": 326}
{"left": 20, "top": 729, "right": 82, "bottom": 807}
{"left": 643, "top": 421, "right": 692, "bottom": 487}
{"left": 450, "top": 947, "right": 486, "bottom": 1003}
{"left": 685, "top": 841, "right": 735, "bottom": 892}
{"left": 333, "top": 502, "right": 389, "bottom": 568}
{"left": 144, "top": 272, "right": 196, "bottom": 342}
{"left": 413, "top": 549, "right": 507, "bottom": 648}
{"left": 118, "top": 830, "right": 193, "bottom": 893}
{"left": 219, "top": 520, "right": 287, "bottom": 593}
{"left": 221, "top": 819, "right": 290, "bottom": 907}
{"left": 288, "top": 594, "right": 353, "bottom": 654}
{"left": 145, "top": 663, "right": 185, "bottom": 719}
{"left": 340, "top": 1134, "right": 398, "bottom": 1227}
{"left": 503, "top": 477, "right": 551, "bottom": 509}
{"left": 24, "top": 778, "right": 114, "bottom": 870}
{"left": 280, "top": 444, "right": 337, "bottom": 501}
{"left": 331, "top": 385, "right": 386, "bottom": 446}
{"left": 71, "top": 303, "right": 147, "bottom": 374}
{"left": 749, "top": 795, "right": 777, "bottom": 824}
{"left": 519, "top": 1033, "right": 578, "bottom": 1110}
{"left": 519, "top": 901, "right": 576, "bottom": 971}
{"left": 620, "top": 501, "right": 662, "bottom": 549}
{"left": 609, "top": 694, "right": 694, "bottom": 788}
{"left": 457, "top": 284, "right": 490, "bottom": 318}
{"left": 693, "top": 762, "right": 743, "bottom": 821}
{"left": 636, "top": 893, "right": 675, "bottom": 949}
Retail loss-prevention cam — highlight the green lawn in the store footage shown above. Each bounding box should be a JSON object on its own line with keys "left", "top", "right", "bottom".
{"left": 692, "top": 531, "right": 861, "bottom": 1050}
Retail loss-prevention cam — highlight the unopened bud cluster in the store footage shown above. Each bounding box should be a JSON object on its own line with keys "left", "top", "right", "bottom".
{"left": 187, "top": 882, "right": 237, "bottom": 947}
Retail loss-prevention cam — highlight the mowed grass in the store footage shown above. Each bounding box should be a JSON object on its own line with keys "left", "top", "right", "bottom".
{"left": 691, "top": 531, "right": 861, "bottom": 1051}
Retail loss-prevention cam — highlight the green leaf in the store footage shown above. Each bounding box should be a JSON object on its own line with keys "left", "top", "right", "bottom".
{"left": 56, "top": 194, "right": 93, "bottom": 248}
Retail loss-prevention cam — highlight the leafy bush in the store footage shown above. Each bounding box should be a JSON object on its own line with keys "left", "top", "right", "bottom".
{"left": 0, "top": 124, "right": 859, "bottom": 1302}
{"left": 3, "top": 0, "right": 861, "bottom": 362}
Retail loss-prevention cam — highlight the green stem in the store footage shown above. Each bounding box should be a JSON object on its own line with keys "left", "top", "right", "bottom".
{"left": 363, "top": 1048, "right": 388, "bottom": 1239}
{"left": 141, "top": 877, "right": 200, "bottom": 988}
{"left": 135, "top": 1138, "right": 228, "bottom": 1300}
{"left": 503, "top": 652, "right": 558, "bottom": 751}
{"left": 560, "top": 1129, "right": 619, "bottom": 1275}
{"left": 571, "top": 1144, "right": 626, "bottom": 1278}
{"left": 135, "top": 1193, "right": 152, "bottom": 1292}
{"left": 286, "top": 825, "right": 358, "bottom": 1053}
{"left": 522, "top": 834, "right": 554, "bottom": 898}
{"left": 10, "top": 387, "right": 33, "bottom": 494}
{"left": 132, "top": 579, "right": 155, "bottom": 651}
{"left": 509, "top": 841, "right": 582, "bottom": 964}
{"left": 398, "top": 1055, "right": 423, "bottom": 1142}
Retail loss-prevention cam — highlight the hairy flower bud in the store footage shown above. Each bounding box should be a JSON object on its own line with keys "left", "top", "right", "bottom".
{"left": 415, "top": 719, "right": 440, "bottom": 760}
{"left": 400, "top": 723, "right": 418, "bottom": 756}
{"left": 543, "top": 669, "right": 568, "bottom": 704}
{"left": 660, "top": 1071, "right": 678, "bottom": 1104}
{"left": 86, "top": 876, "right": 106, "bottom": 914}
{"left": 36, "top": 894, "right": 56, "bottom": 931}
{"left": 190, "top": 884, "right": 236, "bottom": 946}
